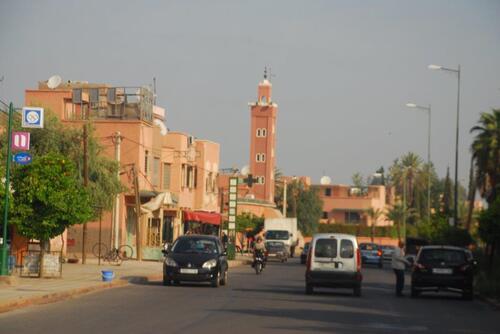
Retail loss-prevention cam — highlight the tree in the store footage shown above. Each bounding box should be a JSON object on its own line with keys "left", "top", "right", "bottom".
{"left": 477, "top": 198, "right": 500, "bottom": 270}
{"left": 471, "top": 108, "right": 500, "bottom": 205}
{"left": 386, "top": 202, "right": 418, "bottom": 242}
{"left": 10, "top": 153, "right": 93, "bottom": 275}
{"left": 282, "top": 181, "right": 322, "bottom": 236}
{"left": 365, "top": 208, "right": 383, "bottom": 242}
{"left": 351, "top": 172, "right": 365, "bottom": 189}
{"left": 442, "top": 167, "right": 452, "bottom": 217}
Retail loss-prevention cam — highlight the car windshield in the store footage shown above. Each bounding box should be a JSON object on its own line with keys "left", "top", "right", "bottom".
{"left": 381, "top": 246, "right": 395, "bottom": 250}
{"left": 315, "top": 239, "right": 337, "bottom": 258}
{"left": 172, "top": 238, "right": 219, "bottom": 254}
{"left": 360, "top": 243, "right": 378, "bottom": 251}
{"left": 420, "top": 249, "right": 467, "bottom": 266}
{"left": 265, "top": 230, "right": 289, "bottom": 240}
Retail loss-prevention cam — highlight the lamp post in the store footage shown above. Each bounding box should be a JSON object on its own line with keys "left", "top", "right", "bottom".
{"left": 0, "top": 102, "right": 14, "bottom": 276}
{"left": 428, "top": 64, "right": 461, "bottom": 227}
{"left": 406, "top": 103, "right": 432, "bottom": 224}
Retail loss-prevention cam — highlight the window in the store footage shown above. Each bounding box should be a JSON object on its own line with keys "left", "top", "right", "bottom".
{"left": 322, "top": 211, "right": 328, "bottom": 219}
{"left": 256, "top": 129, "right": 261, "bottom": 137}
{"left": 181, "top": 164, "right": 187, "bottom": 188}
{"left": 163, "top": 163, "right": 171, "bottom": 189}
{"left": 257, "top": 176, "right": 265, "bottom": 184}
{"left": 262, "top": 128, "right": 267, "bottom": 137}
{"left": 152, "top": 157, "right": 160, "bottom": 187}
{"left": 144, "top": 150, "right": 149, "bottom": 175}
{"left": 260, "top": 96, "right": 267, "bottom": 104}
{"left": 325, "top": 188, "right": 332, "bottom": 196}
{"left": 256, "top": 128, "right": 267, "bottom": 137}
{"left": 345, "top": 211, "right": 361, "bottom": 224}
{"left": 315, "top": 239, "right": 337, "bottom": 258}
{"left": 256, "top": 153, "right": 266, "bottom": 162}
{"left": 340, "top": 239, "right": 354, "bottom": 258}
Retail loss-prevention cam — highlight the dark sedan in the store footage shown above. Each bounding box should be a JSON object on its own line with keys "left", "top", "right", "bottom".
{"left": 411, "top": 245, "right": 476, "bottom": 300}
{"left": 163, "top": 235, "right": 228, "bottom": 288}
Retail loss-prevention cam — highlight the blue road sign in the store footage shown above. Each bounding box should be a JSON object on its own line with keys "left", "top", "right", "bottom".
{"left": 13, "top": 152, "right": 32, "bottom": 165}
{"left": 22, "top": 107, "right": 44, "bottom": 128}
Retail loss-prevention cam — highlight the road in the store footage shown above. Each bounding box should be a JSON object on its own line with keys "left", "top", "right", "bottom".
{"left": 0, "top": 258, "right": 497, "bottom": 334}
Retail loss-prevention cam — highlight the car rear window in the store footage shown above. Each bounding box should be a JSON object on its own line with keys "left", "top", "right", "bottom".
{"left": 360, "top": 243, "right": 378, "bottom": 251}
{"left": 314, "top": 239, "right": 337, "bottom": 258}
{"left": 420, "top": 249, "right": 467, "bottom": 266}
{"left": 172, "top": 238, "right": 219, "bottom": 254}
{"left": 340, "top": 239, "right": 354, "bottom": 258}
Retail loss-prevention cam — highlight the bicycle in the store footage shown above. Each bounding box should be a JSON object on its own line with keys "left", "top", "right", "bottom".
{"left": 92, "top": 243, "right": 134, "bottom": 265}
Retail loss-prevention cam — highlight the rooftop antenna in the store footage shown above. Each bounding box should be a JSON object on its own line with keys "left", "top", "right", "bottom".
{"left": 263, "top": 66, "right": 268, "bottom": 80}
{"left": 153, "top": 77, "right": 157, "bottom": 105}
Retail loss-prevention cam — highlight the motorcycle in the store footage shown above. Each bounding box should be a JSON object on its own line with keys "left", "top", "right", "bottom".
{"left": 253, "top": 250, "right": 266, "bottom": 275}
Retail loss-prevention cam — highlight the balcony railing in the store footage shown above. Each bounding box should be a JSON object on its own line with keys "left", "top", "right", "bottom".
{"left": 66, "top": 86, "right": 153, "bottom": 123}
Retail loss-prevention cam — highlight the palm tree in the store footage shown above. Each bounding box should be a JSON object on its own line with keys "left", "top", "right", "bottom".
{"left": 366, "top": 208, "right": 383, "bottom": 243}
{"left": 386, "top": 202, "right": 418, "bottom": 242}
{"left": 470, "top": 109, "right": 500, "bottom": 205}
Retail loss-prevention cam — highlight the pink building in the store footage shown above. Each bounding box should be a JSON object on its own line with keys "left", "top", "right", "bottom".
{"left": 316, "top": 184, "right": 394, "bottom": 226}
{"left": 21, "top": 80, "right": 221, "bottom": 260}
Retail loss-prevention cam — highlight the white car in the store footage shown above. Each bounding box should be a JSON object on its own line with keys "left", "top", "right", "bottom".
{"left": 305, "top": 233, "right": 362, "bottom": 296}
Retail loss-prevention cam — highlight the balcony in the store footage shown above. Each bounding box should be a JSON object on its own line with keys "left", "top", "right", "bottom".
{"left": 65, "top": 86, "right": 153, "bottom": 123}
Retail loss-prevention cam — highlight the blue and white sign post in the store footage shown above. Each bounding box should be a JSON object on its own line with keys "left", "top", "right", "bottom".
{"left": 21, "top": 107, "right": 44, "bottom": 129}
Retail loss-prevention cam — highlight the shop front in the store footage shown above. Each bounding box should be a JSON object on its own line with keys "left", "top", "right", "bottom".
{"left": 183, "top": 210, "right": 222, "bottom": 237}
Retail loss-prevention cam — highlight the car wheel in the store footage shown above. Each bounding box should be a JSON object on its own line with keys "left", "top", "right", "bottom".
{"left": 353, "top": 285, "right": 361, "bottom": 297}
{"left": 305, "top": 283, "right": 314, "bottom": 295}
{"left": 411, "top": 286, "right": 420, "bottom": 298}
{"left": 211, "top": 272, "right": 220, "bottom": 288}
{"left": 220, "top": 270, "right": 228, "bottom": 286}
{"left": 162, "top": 275, "right": 171, "bottom": 286}
{"left": 173, "top": 280, "right": 180, "bottom": 286}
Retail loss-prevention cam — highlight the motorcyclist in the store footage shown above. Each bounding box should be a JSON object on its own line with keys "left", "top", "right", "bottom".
{"left": 253, "top": 236, "right": 267, "bottom": 267}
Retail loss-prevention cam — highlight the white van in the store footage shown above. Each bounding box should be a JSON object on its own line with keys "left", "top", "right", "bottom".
{"left": 305, "top": 233, "right": 362, "bottom": 296}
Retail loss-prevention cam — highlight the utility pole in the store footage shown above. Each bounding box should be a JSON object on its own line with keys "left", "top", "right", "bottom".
{"left": 0, "top": 103, "right": 14, "bottom": 276}
{"left": 112, "top": 132, "right": 122, "bottom": 249}
{"left": 282, "top": 179, "right": 287, "bottom": 217}
{"left": 81, "top": 123, "right": 89, "bottom": 264}
{"left": 132, "top": 165, "right": 142, "bottom": 261}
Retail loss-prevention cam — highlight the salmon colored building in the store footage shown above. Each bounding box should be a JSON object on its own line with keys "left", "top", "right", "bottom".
{"left": 19, "top": 80, "right": 221, "bottom": 261}
{"left": 316, "top": 183, "right": 394, "bottom": 226}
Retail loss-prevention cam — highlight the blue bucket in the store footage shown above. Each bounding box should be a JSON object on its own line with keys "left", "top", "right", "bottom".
{"left": 101, "top": 270, "right": 114, "bottom": 282}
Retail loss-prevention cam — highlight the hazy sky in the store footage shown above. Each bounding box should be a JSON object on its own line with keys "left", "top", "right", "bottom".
{"left": 1, "top": 0, "right": 499, "bottom": 184}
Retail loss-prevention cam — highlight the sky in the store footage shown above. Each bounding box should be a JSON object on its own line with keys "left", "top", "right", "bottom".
{"left": 1, "top": 0, "right": 499, "bottom": 185}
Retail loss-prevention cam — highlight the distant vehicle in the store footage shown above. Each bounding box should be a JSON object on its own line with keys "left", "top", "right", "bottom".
{"left": 380, "top": 245, "right": 395, "bottom": 262}
{"left": 305, "top": 233, "right": 362, "bottom": 296}
{"left": 253, "top": 249, "right": 266, "bottom": 274}
{"left": 265, "top": 241, "right": 288, "bottom": 262}
{"left": 411, "top": 245, "right": 476, "bottom": 300}
{"left": 162, "top": 235, "right": 228, "bottom": 288}
{"left": 264, "top": 218, "right": 298, "bottom": 257}
{"left": 300, "top": 242, "right": 311, "bottom": 264}
{"left": 359, "top": 243, "right": 383, "bottom": 268}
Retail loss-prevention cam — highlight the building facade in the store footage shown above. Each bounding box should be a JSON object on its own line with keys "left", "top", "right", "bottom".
{"left": 22, "top": 80, "right": 220, "bottom": 261}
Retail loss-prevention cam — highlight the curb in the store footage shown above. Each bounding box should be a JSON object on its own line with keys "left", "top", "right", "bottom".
{"left": 0, "top": 260, "right": 251, "bottom": 314}
{"left": 477, "top": 294, "right": 500, "bottom": 310}
{"left": 0, "top": 277, "right": 131, "bottom": 314}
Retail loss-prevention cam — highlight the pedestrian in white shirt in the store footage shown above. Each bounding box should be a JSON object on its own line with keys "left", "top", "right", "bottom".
{"left": 391, "top": 241, "right": 410, "bottom": 297}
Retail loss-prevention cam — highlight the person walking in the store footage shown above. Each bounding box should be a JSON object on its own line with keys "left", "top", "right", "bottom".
{"left": 391, "top": 241, "right": 410, "bottom": 297}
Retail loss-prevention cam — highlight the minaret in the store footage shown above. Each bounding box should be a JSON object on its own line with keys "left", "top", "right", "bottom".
{"left": 249, "top": 69, "right": 277, "bottom": 203}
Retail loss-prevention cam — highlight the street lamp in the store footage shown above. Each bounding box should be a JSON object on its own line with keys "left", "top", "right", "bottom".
{"left": 406, "top": 103, "right": 432, "bottom": 224}
{"left": 428, "top": 64, "right": 461, "bottom": 227}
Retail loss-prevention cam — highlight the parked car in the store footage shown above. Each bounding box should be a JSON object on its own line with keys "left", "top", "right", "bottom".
{"left": 359, "top": 243, "right": 383, "bottom": 268}
{"left": 305, "top": 233, "right": 362, "bottom": 296}
{"left": 411, "top": 245, "right": 476, "bottom": 300}
{"left": 300, "top": 242, "right": 311, "bottom": 264}
{"left": 380, "top": 245, "right": 395, "bottom": 262}
{"left": 162, "top": 235, "right": 228, "bottom": 288}
{"left": 265, "top": 241, "right": 288, "bottom": 262}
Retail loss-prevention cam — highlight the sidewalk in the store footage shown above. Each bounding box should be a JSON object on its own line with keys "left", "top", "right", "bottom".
{"left": 0, "top": 255, "right": 251, "bottom": 314}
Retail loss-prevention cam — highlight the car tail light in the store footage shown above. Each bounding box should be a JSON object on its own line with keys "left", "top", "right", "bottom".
{"left": 377, "top": 249, "right": 383, "bottom": 257}
{"left": 306, "top": 248, "right": 312, "bottom": 272}
{"left": 459, "top": 264, "right": 470, "bottom": 272}
{"left": 356, "top": 248, "right": 361, "bottom": 271}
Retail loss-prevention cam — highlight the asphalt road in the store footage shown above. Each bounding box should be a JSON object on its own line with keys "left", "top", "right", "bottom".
{"left": 0, "top": 258, "right": 497, "bottom": 334}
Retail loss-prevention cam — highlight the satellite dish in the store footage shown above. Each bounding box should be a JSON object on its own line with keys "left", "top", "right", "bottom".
{"left": 240, "top": 165, "right": 250, "bottom": 177}
{"left": 153, "top": 119, "right": 168, "bottom": 136}
{"left": 47, "top": 75, "right": 62, "bottom": 89}
{"left": 320, "top": 176, "right": 331, "bottom": 185}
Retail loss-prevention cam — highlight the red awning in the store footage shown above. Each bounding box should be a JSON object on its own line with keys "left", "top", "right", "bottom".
{"left": 183, "top": 210, "right": 221, "bottom": 225}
